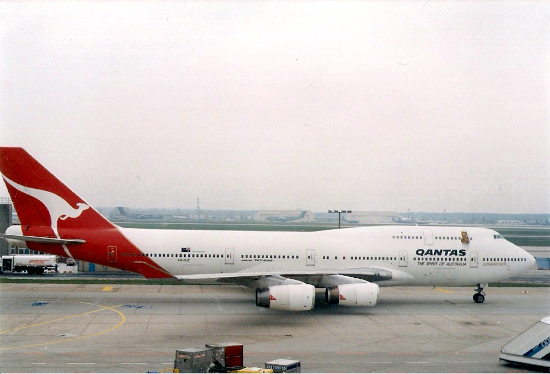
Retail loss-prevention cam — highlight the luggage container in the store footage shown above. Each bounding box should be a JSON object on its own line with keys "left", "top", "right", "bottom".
{"left": 174, "top": 347, "right": 214, "bottom": 373}
{"left": 206, "top": 342, "right": 244, "bottom": 368}
{"left": 264, "top": 359, "right": 301, "bottom": 373}
{"left": 499, "top": 316, "right": 550, "bottom": 370}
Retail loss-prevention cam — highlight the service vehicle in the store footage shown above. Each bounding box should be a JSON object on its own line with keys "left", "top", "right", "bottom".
{"left": 1, "top": 254, "right": 57, "bottom": 274}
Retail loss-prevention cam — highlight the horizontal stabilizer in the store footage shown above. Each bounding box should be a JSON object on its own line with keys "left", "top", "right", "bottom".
{"left": 0, "top": 233, "right": 86, "bottom": 245}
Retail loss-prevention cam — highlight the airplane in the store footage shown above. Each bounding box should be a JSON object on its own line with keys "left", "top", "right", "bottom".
{"left": 116, "top": 207, "right": 165, "bottom": 220}
{"left": 342, "top": 213, "right": 359, "bottom": 224}
{"left": 0, "top": 147, "right": 537, "bottom": 311}
{"left": 265, "top": 211, "right": 308, "bottom": 222}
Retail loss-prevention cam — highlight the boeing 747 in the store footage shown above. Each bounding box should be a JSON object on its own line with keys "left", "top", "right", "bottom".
{"left": 0, "top": 148, "right": 536, "bottom": 311}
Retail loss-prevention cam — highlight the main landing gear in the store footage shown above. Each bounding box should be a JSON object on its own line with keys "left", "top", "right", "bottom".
{"left": 473, "top": 283, "right": 486, "bottom": 303}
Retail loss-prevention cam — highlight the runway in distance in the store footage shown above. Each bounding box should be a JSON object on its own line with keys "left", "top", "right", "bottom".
{"left": 0, "top": 148, "right": 537, "bottom": 311}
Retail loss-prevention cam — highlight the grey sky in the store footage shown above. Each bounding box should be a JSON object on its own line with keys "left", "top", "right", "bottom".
{"left": 1, "top": 1, "right": 549, "bottom": 214}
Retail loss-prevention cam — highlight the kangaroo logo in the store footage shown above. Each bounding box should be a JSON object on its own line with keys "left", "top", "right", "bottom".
{"left": 2, "top": 174, "right": 89, "bottom": 257}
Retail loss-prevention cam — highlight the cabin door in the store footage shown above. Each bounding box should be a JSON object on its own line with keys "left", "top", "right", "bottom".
{"left": 399, "top": 250, "right": 408, "bottom": 267}
{"left": 423, "top": 229, "right": 434, "bottom": 245}
{"left": 225, "top": 248, "right": 234, "bottom": 265}
{"left": 470, "top": 251, "right": 478, "bottom": 268}
{"left": 107, "top": 246, "right": 117, "bottom": 263}
{"left": 306, "top": 249, "right": 315, "bottom": 266}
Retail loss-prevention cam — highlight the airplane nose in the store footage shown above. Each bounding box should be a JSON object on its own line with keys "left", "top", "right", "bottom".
{"left": 527, "top": 252, "right": 537, "bottom": 269}
{"left": 513, "top": 243, "right": 537, "bottom": 270}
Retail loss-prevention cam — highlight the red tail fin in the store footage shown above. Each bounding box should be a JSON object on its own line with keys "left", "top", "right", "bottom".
{"left": 0, "top": 147, "right": 113, "bottom": 231}
{"left": 0, "top": 147, "right": 173, "bottom": 279}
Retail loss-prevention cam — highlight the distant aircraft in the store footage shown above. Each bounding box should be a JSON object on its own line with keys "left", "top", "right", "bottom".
{"left": 265, "top": 211, "right": 308, "bottom": 222}
{"left": 116, "top": 207, "right": 165, "bottom": 220}
{"left": 0, "top": 148, "right": 537, "bottom": 311}
{"left": 342, "top": 213, "right": 359, "bottom": 224}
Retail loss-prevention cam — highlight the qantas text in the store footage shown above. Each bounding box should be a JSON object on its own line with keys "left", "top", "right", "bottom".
{"left": 416, "top": 249, "right": 467, "bottom": 257}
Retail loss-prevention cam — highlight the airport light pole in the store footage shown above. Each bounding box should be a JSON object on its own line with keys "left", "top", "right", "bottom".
{"left": 328, "top": 210, "right": 352, "bottom": 229}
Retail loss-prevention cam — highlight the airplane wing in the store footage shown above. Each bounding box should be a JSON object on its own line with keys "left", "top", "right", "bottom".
{"left": 0, "top": 233, "right": 86, "bottom": 245}
{"left": 174, "top": 265, "right": 414, "bottom": 288}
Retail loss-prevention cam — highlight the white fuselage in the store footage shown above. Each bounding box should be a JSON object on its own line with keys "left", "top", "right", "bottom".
{"left": 120, "top": 225, "right": 535, "bottom": 287}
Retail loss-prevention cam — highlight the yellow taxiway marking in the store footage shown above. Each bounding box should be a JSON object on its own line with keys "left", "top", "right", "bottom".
{"left": 102, "top": 286, "right": 113, "bottom": 291}
{"left": 435, "top": 288, "right": 453, "bottom": 293}
{"left": 0, "top": 302, "right": 126, "bottom": 351}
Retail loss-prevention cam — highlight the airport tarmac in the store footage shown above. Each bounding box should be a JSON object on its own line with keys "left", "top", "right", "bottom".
{"left": 1, "top": 279, "right": 549, "bottom": 373}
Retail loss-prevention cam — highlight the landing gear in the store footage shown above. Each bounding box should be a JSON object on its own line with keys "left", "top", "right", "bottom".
{"left": 473, "top": 293, "right": 485, "bottom": 303}
{"left": 473, "top": 284, "right": 486, "bottom": 303}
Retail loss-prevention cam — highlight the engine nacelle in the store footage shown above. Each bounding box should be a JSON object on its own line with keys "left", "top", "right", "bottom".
{"left": 326, "top": 283, "right": 379, "bottom": 307}
{"left": 256, "top": 284, "right": 315, "bottom": 311}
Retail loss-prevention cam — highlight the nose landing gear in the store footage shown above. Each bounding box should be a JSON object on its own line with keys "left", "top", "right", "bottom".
{"left": 473, "top": 283, "right": 487, "bottom": 303}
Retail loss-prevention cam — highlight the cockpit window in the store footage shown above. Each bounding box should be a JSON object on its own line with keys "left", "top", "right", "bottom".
{"left": 493, "top": 234, "right": 504, "bottom": 239}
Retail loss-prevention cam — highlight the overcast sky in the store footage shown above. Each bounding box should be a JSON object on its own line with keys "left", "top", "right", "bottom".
{"left": 1, "top": 1, "right": 548, "bottom": 214}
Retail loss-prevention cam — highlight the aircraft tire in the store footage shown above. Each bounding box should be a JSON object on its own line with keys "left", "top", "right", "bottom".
{"left": 473, "top": 293, "right": 485, "bottom": 303}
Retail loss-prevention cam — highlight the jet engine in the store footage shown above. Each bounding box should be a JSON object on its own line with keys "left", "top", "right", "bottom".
{"left": 256, "top": 284, "right": 315, "bottom": 311}
{"left": 326, "top": 283, "right": 379, "bottom": 307}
